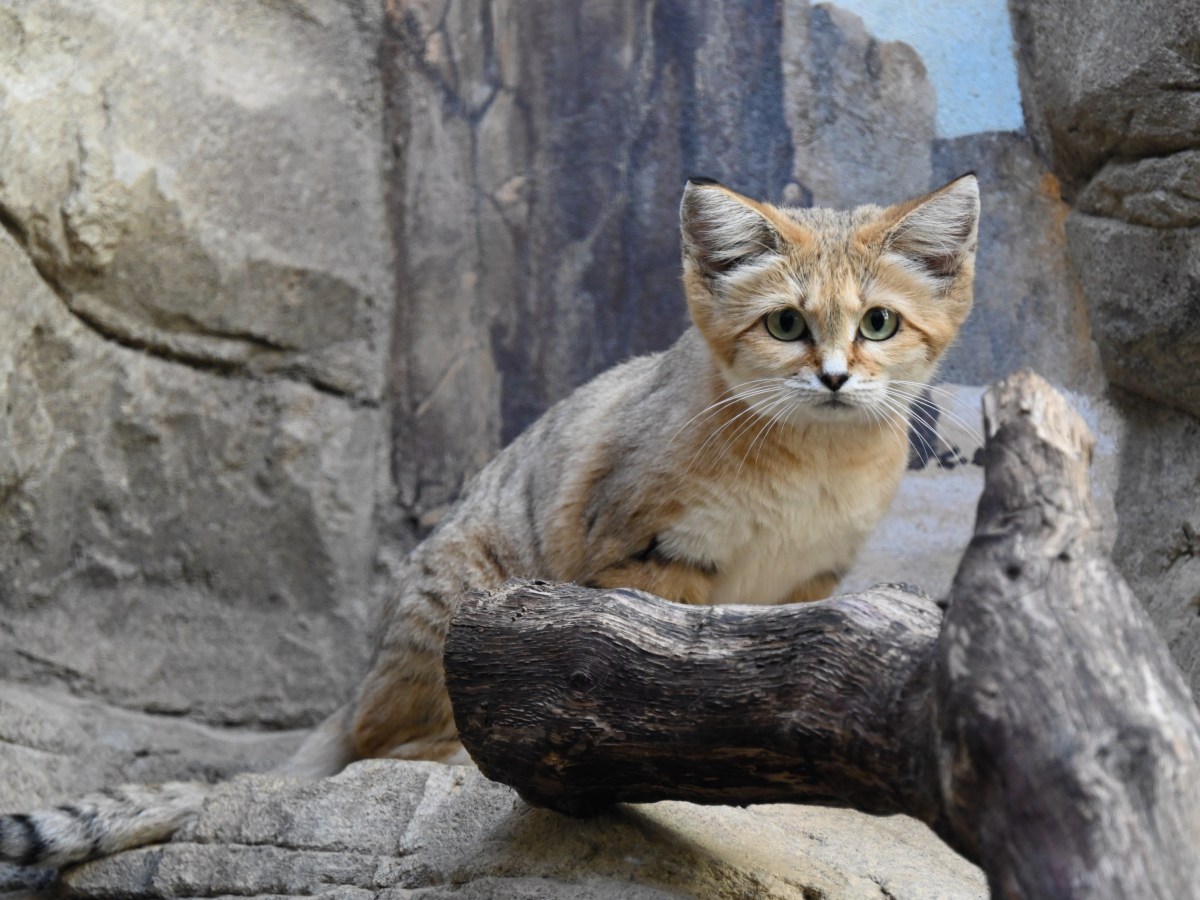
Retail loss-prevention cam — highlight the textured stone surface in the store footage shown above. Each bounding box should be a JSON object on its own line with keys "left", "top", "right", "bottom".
{"left": 0, "top": 0, "right": 393, "bottom": 401}
{"left": 0, "top": 0, "right": 394, "bottom": 726}
{"left": 1008, "top": 0, "right": 1200, "bottom": 683}
{"left": 1009, "top": 0, "right": 1200, "bottom": 421}
{"left": 57, "top": 760, "right": 986, "bottom": 900}
{"left": 0, "top": 228, "right": 376, "bottom": 727}
{"left": 0, "top": 682, "right": 302, "bottom": 898}
{"left": 1066, "top": 215, "right": 1200, "bottom": 421}
{"left": 1077, "top": 150, "right": 1200, "bottom": 229}
{"left": 783, "top": 2, "right": 936, "bottom": 209}
{"left": 1008, "top": 0, "right": 1200, "bottom": 196}
{"left": 932, "top": 131, "right": 1104, "bottom": 392}
{"left": 1109, "top": 394, "right": 1200, "bottom": 698}
{"left": 0, "top": 683, "right": 301, "bottom": 815}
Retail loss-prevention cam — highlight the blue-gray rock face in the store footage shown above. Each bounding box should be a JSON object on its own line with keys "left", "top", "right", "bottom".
{"left": 1067, "top": 215, "right": 1200, "bottom": 420}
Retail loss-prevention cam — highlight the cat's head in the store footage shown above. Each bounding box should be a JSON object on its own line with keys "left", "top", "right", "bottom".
{"left": 679, "top": 175, "right": 978, "bottom": 425}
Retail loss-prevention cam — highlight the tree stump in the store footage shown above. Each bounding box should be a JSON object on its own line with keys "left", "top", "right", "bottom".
{"left": 443, "top": 371, "right": 1200, "bottom": 898}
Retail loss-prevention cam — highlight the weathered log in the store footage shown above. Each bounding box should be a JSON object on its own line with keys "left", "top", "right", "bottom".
{"left": 931, "top": 374, "right": 1200, "bottom": 896}
{"left": 443, "top": 372, "right": 1200, "bottom": 898}
{"left": 446, "top": 580, "right": 944, "bottom": 818}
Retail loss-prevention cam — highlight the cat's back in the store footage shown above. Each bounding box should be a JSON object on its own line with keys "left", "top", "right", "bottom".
{"left": 439, "top": 339, "right": 695, "bottom": 576}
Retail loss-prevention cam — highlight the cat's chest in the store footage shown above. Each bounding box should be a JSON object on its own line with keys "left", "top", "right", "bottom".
{"left": 660, "top": 464, "right": 896, "bottom": 605}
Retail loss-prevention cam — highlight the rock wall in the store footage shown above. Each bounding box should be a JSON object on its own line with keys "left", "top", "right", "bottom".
{"left": 1010, "top": 0, "right": 1200, "bottom": 689}
{"left": 0, "top": 0, "right": 392, "bottom": 727}
{"left": 1012, "top": 0, "right": 1200, "bottom": 421}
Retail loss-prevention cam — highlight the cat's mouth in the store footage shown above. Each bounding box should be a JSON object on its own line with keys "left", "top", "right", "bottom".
{"left": 818, "top": 396, "right": 851, "bottom": 409}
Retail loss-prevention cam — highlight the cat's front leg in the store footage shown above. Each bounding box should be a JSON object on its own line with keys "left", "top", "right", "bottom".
{"left": 781, "top": 569, "right": 843, "bottom": 603}
{"left": 579, "top": 532, "right": 719, "bottom": 607}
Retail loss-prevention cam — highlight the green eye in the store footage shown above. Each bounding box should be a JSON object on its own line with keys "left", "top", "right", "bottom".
{"left": 859, "top": 307, "right": 900, "bottom": 341}
{"left": 765, "top": 308, "right": 808, "bottom": 341}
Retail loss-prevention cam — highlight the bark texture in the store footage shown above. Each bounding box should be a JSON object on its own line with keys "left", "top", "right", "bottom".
{"left": 445, "top": 371, "right": 1200, "bottom": 899}
{"left": 447, "top": 581, "right": 942, "bottom": 818}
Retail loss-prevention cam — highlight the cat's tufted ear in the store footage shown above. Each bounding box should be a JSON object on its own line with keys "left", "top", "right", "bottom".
{"left": 883, "top": 174, "right": 979, "bottom": 278}
{"left": 680, "top": 178, "right": 781, "bottom": 278}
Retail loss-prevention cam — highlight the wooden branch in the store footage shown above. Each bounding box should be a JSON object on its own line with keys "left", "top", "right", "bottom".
{"left": 443, "top": 371, "right": 1200, "bottom": 897}
{"left": 445, "top": 581, "right": 943, "bottom": 819}
{"left": 931, "top": 373, "right": 1200, "bottom": 896}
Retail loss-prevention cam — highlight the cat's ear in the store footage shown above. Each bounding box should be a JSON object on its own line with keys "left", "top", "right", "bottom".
{"left": 882, "top": 174, "right": 979, "bottom": 278}
{"left": 680, "top": 177, "right": 781, "bottom": 278}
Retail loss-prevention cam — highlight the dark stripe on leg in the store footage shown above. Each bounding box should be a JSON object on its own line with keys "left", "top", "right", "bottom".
{"left": 478, "top": 541, "right": 506, "bottom": 579}
{"left": 11, "top": 814, "right": 47, "bottom": 867}
{"left": 624, "top": 536, "right": 719, "bottom": 577}
{"left": 417, "top": 587, "right": 449, "bottom": 610}
{"left": 58, "top": 804, "right": 103, "bottom": 859}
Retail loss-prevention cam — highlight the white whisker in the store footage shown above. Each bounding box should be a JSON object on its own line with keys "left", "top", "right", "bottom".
{"left": 886, "top": 381, "right": 985, "bottom": 442}
{"left": 716, "top": 392, "right": 790, "bottom": 463}
{"left": 875, "top": 392, "right": 945, "bottom": 470}
{"left": 744, "top": 397, "right": 798, "bottom": 474}
{"left": 668, "top": 379, "right": 784, "bottom": 444}
{"left": 884, "top": 384, "right": 984, "bottom": 449}
{"left": 684, "top": 385, "right": 786, "bottom": 474}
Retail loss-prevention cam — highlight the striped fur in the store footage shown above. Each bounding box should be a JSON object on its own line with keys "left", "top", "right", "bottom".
{"left": 0, "top": 176, "right": 978, "bottom": 867}
{"left": 0, "top": 783, "right": 206, "bottom": 868}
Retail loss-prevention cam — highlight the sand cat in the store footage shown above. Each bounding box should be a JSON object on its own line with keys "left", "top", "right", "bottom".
{"left": 0, "top": 173, "right": 979, "bottom": 868}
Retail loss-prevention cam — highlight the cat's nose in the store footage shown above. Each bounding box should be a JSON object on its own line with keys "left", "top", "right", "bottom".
{"left": 818, "top": 372, "right": 849, "bottom": 392}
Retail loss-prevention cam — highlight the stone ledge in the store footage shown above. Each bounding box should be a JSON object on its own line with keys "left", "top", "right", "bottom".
{"left": 58, "top": 760, "right": 985, "bottom": 900}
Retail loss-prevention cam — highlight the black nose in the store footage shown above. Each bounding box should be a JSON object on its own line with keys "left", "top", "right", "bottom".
{"left": 819, "top": 372, "right": 849, "bottom": 392}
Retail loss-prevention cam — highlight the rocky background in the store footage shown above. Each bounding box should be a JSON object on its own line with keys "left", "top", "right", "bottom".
{"left": 1, "top": 0, "right": 1196, "bottom": 897}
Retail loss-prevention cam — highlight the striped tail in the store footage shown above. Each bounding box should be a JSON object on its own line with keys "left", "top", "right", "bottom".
{"left": 0, "top": 782, "right": 208, "bottom": 868}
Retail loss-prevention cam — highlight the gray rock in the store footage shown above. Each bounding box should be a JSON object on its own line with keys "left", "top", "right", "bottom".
{"left": 0, "top": 0, "right": 393, "bottom": 403}
{"left": 1008, "top": 0, "right": 1200, "bottom": 195}
{"left": 783, "top": 3, "right": 936, "bottom": 209}
{"left": 1006, "top": 0, "right": 1200, "bottom": 696}
{"left": 1078, "top": 150, "right": 1200, "bottom": 229}
{"left": 0, "top": 681, "right": 303, "bottom": 900}
{"left": 0, "top": 232, "right": 376, "bottom": 725}
{"left": 1109, "top": 395, "right": 1200, "bottom": 698}
{"left": 60, "top": 760, "right": 986, "bottom": 900}
{"left": 932, "top": 132, "right": 1105, "bottom": 393}
{"left": 0, "top": 0, "right": 393, "bottom": 728}
{"left": 0, "top": 684, "right": 295, "bottom": 819}
{"left": 1066, "top": 214, "right": 1200, "bottom": 421}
